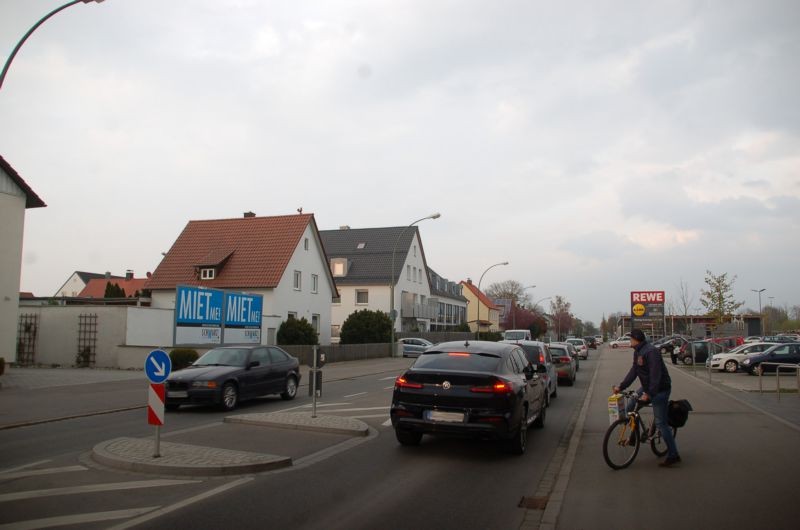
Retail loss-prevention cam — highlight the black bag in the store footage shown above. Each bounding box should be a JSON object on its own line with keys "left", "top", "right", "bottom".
{"left": 668, "top": 399, "right": 693, "bottom": 428}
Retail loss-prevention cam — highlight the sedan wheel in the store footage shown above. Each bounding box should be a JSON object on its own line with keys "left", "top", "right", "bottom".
{"left": 506, "top": 415, "right": 528, "bottom": 454}
{"left": 281, "top": 375, "right": 298, "bottom": 400}
{"left": 395, "top": 429, "right": 423, "bottom": 446}
{"left": 220, "top": 382, "right": 238, "bottom": 411}
{"left": 682, "top": 356, "right": 693, "bottom": 366}
{"left": 724, "top": 360, "right": 738, "bottom": 373}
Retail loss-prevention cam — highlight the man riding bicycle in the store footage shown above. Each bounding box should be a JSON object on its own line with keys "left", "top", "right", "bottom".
{"left": 612, "top": 329, "right": 681, "bottom": 467}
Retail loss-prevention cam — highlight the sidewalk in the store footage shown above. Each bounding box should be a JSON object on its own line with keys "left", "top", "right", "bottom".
{"left": 553, "top": 347, "right": 800, "bottom": 530}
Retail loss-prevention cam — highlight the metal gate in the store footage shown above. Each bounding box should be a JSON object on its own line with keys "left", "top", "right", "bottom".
{"left": 77, "top": 313, "right": 98, "bottom": 367}
{"left": 16, "top": 314, "right": 39, "bottom": 365}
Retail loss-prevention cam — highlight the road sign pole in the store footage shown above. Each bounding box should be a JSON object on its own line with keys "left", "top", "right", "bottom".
{"left": 145, "top": 350, "right": 171, "bottom": 459}
{"left": 154, "top": 425, "right": 161, "bottom": 458}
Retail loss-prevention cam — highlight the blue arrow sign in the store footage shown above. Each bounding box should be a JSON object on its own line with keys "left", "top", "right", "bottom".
{"left": 145, "top": 349, "right": 172, "bottom": 384}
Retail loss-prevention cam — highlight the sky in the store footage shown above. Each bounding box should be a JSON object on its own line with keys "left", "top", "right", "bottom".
{"left": 1, "top": 0, "right": 798, "bottom": 325}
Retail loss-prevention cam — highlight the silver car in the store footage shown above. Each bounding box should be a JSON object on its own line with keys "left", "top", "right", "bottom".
{"left": 398, "top": 337, "right": 434, "bottom": 357}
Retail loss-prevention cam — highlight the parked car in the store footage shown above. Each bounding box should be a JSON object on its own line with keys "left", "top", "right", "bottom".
{"left": 610, "top": 337, "right": 632, "bottom": 349}
{"left": 744, "top": 336, "right": 763, "bottom": 343}
{"left": 708, "top": 342, "right": 779, "bottom": 372}
{"left": 562, "top": 342, "right": 580, "bottom": 371}
{"left": 708, "top": 336, "right": 745, "bottom": 349}
{"left": 500, "top": 339, "right": 558, "bottom": 401}
{"left": 583, "top": 336, "right": 597, "bottom": 349}
{"left": 567, "top": 338, "right": 589, "bottom": 359}
{"left": 399, "top": 337, "right": 434, "bottom": 357}
{"left": 761, "top": 335, "right": 799, "bottom": 344}
{"left": 503, "top": 329, "right": 532, "bottom": 341}
{"left": 676, "top": 340, "right": 727, "bottom": 365}
{"left": 165, "top": 345, "right": 301, "bottom": 411}
{"left": 548, "top": 343, "right": 577, "bottom": 386}
{"left": 594, "top": 335, "right": 603, "bottom": 345}
{"left": 741, "top": 343, "right": 800, "bottom": 375}
{"left": 390, "top": 340, "right": 547, "bottom": 454}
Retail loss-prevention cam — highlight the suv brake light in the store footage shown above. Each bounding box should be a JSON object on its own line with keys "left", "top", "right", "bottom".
{"left": 395, "top": 376, "right": 423, "bottom": 390}
{"left": 470, "top": 379, "right": 513, "bottom": 394}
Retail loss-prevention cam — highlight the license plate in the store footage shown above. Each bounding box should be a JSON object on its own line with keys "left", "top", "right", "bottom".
{"left": 425, "top": 410, "right": 465, "bottom": 423}
{"left": 167, "top": 391, "right": 188, "bottom": 398}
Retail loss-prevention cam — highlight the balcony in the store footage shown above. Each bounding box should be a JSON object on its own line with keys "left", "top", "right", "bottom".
{"left": 401, "top": 302, "right": 438, "bottom": 320}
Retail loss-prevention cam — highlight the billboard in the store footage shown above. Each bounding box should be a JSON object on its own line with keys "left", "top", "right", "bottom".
{"left": 174, "top": 285, "right": 263, "bottom": 346}
{"left": 630, "top": 291, "right": 666, "bottom": 336}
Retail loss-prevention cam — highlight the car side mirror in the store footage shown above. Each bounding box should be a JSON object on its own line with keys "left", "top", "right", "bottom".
{"left": 523, "top": 365, "right": 534, "bottom": 380}
{"left": 536, "top": 364, "right": 547, "bottom": 373}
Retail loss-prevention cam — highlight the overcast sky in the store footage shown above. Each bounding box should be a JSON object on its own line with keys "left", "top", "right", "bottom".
{"left": 2, "top": 0, "right": 798, "bottom": 324}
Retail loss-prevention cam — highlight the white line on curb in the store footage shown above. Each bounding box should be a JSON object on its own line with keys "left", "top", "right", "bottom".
{"left": 0, "top": 507, "right": 160, "bottom": 530}
{"left": 0, "top": 460, "right": 51, "bottom": 474}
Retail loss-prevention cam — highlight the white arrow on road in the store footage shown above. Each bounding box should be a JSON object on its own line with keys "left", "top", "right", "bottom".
{"left": 150, "top": 357, "right": 166, "bottom": 377}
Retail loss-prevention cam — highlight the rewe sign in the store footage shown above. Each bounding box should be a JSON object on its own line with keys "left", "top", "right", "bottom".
{"left": 631, "top": 291, "right": 665, "bottom": 304}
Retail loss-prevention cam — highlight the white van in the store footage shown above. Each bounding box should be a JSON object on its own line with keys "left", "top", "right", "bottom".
{"left": 504, "top": 329, "right": 532, "bottom": 341}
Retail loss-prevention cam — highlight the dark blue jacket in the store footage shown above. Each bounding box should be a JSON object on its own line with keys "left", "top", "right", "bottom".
{"left": 619, "top": 341, "right": 671, "bottom": 397}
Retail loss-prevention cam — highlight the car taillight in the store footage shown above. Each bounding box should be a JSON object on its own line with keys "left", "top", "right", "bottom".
{"left": 539, "top": 353, "right": 545, "bottom": 364}
{"left": 470, "top": 379, "right": 513, "bottom": 394}
{"left": 395, "top": 376, "right": 423, "bottom": 390}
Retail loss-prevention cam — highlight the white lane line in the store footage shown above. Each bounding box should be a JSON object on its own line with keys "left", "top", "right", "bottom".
{"left": 351, "top": 414, "right": 389, "bottom": 419}
{"left": 344, "top": 392, "right": 367, "bottom": 398}
{"left": 311, "top": 407, "right": 386, "bottom": 413}
{"left": 383, "top": 386, "right": 395, "bottom": 390}
{"left": 379, "top": 376, "right": 397, "bottom": 381}
{"left": 0, "top": 460, "right": 51, "bottom": 474}
{"left": 107, "top": 477, "right": 253, "bottom": 530}
{"left": 0, "top": 465, "right": 87, "bottom": 481}
{"left": 382, "top": 419, "right": 393, "bottom": 427}
{"left": 275, "top": 402, "right": 351, "bottom": 413}
{"left": 0, "top": 507, "right": 159, "bottom": 530}
{"left": 0, "top": 479, "right": 198, "bottom": 503}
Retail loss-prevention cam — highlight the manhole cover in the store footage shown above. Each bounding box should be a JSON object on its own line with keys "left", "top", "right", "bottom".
{"left": 519, "top": 496, "right": 548, "bottom": 509}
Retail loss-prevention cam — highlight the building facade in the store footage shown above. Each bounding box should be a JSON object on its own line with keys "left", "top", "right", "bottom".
{"left": 460, "top": 279, "right": 501, "bottom": 333}
{"left": 428, "top": 268, "right": 468, "bottom": 331}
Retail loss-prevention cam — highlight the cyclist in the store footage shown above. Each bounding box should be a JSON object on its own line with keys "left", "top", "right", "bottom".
{"left": 612, "top": 329, "right": 681, "bottom": 467}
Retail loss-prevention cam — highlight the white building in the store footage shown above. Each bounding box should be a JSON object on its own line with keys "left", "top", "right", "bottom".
{"left": 319, "top": 225, "right": 436, "bottom": 337}
{"left": 0, "top": 155, "right": 45, "bottom": 363}
{"left": 146, "top": 212, "right": 337, "bottom": 345}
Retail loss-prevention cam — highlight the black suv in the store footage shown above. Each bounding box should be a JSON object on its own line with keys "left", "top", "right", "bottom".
{"left": 583, "top": 336, "right": 597, "bottom": 349}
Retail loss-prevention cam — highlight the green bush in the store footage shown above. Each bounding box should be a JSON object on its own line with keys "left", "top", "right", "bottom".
{"left": 340, "top": 309, "right": 392, "bottom": 344}
{"left": 170, "top": 348, "right": 199, "bottom": 370}
{"left": 277, "top": 317, "right": 319, "bottom": 345}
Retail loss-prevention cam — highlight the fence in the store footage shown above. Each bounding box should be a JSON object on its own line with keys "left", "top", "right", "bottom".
{"left": 757, "top": 362, "right": 800, "bottom": 401}
{"left": 396, "top": 331, "right": 473, "bottom": 343}
{"left": 279, "top": 343, "right": 393, "bottom": 366}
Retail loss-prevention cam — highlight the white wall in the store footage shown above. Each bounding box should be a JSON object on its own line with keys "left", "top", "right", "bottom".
{"left": 125, "top": 307, "right": 174, "bottom": 346}
{"left": 0, "top": 187, "right": 25, "bottom": 362}
{"left": 331, "top": 284, "right": 391, "bottom": 330}
{"left": 393, "top": 233, "right": 432, "bottom": 331}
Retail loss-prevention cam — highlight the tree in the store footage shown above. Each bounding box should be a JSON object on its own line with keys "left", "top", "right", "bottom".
{"left": 528, "top": 313, "right": 548, "bottom": 339}
{"left": 277, "top": 317, "right": 319, "bottom": 345}
{"left": 583, "top": 321, "right": 599, "bottom": 336}
{"left": 699, "top": 270, "right": 744, "bottom": 325}
{"left": 486, "top": 280, "right": 531, "bottom": 306}
{"left": 674, "top": 279, "right": 695, "bottom": 333}
{"left": 340, "top": 309, "right": 392, "bottom": 344}
{"left": 103, "top": 282, "right": 126, "bottom": 298}
{"left": 549, "top": 296, "right": 573, "bottom": 340}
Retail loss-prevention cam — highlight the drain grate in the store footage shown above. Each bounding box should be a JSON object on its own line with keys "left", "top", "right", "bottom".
{"left": 519, "top": 496, "right": 548, "bottom": 509}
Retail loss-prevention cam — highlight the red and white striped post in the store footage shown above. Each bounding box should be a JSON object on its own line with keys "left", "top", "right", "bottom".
{"left": 148, "top": 383, "right": 165, "bottom": 457}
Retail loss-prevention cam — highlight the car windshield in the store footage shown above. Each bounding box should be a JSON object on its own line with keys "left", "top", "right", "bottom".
{"left": 414, "top": 351, "right": 501, "bottom": 372}
{"left": 194, "top": 348, "right": 249, "bottom": 367}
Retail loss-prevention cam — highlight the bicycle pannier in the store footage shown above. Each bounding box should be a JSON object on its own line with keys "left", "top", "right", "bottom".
{"left": 668, "top": 399, "right": 692, "bottom": 428}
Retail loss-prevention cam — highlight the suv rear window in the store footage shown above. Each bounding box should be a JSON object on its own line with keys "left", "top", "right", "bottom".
{"left": 518, "top": 345, "right": 542, "bottom": 364}
{"left": 414, "top": 351, "right": 501, "bottom": 372}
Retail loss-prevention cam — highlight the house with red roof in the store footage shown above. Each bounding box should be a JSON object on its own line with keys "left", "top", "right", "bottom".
{"left": 461, "top": 279, "right": 501, "bottom": 333}
{"left": 145, "top": 212, "right": 337, "bottom": 345}
{"left": 1, "top": 155, "right": 46, "bottom": 362}
{"left": 78, "top": 270, "right": 150, "bottom": 298}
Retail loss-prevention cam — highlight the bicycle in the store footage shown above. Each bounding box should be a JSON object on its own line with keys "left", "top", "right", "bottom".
{"left": 602, "top": 390, "right": 677, "bottom": 470}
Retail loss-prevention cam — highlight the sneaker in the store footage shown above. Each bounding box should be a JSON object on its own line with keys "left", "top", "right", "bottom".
{"left": 659, "top": 456, "right": 681, "bottom": 467}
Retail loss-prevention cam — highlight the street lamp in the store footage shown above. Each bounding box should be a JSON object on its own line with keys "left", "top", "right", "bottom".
{"left": 390, "top": 213, "right": 441, "bottom": 356}
{"left": 475, "top": 261, "right": 508, "bottom": 339}
{"left": 1, "top": 1, "right": 107, "bottom": 91}
{"left": 751, "top": 288, "right": 766, "bottom": 335}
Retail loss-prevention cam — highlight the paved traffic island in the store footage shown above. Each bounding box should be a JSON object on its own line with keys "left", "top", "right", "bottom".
{"left": 224, "top": 412, "right": 370, "bottom": 437}
{"left": 91, "top": 437, "right": 292, "bottom": 476}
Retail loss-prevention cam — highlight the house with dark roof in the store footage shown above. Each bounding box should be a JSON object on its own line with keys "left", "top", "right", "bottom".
{"left": 427, "top": 268, "right": 468, "bottom": 331}
{"left": 54, "top": 271, "right": 126, "bottom": 298}
{"left": 461, "top": 279, "right": 502, "bottom": 333}
{"left": 319, "top": 225, "right": 437, "bottom": 335}
{"left": 1, "top": 155, "right": 46, "bottom": 362}
{"left": 145, "top": 213, "right": 337, "bottom": 345}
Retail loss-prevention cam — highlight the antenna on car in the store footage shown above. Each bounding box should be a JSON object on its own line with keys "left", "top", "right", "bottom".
{"left": 464, "top": 339, "right": 470, "bottom": 348}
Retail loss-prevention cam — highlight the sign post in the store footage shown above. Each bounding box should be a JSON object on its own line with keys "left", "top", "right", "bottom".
{"left": 145, "top": 349, "right": 171, "bottom": 458}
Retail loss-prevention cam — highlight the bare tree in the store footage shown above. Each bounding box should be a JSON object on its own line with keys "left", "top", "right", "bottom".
{"left": 486, "top": 280, "right": 531, "bottom": 306}
{"left": 675, "top": 279, "right": 695, "bottom": 318}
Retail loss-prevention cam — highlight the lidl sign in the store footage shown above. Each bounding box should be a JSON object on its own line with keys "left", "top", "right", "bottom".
{"left": 174, "top": 285, "right": 263, "bottom": 345}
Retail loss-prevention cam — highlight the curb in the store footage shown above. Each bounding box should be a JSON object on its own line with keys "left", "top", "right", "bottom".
{"left": 91, "top": 437, "right": 292, "bottom": 476}
{"left": 224, "top": 412, "right": 370, "bottom": 437}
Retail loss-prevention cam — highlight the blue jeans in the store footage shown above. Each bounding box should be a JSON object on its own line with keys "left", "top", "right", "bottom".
{"left": 625, "top": 388, "right": 679, "bottom": 459}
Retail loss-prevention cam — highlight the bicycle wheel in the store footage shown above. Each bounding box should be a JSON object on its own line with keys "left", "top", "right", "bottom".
{"left": 603, "top": 418, "right": 640, "bottom": 470}
{"left": 650, "top": 426, "right": 678, "bottom": 458}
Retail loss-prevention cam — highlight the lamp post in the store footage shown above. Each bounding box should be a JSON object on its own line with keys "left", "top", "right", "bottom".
{"left": 475, "top": 261, "right": 508, "bottom": 339}
{"left": 390, "top": 213, "right": 441, "bottom": 356}
{"left": 751, "top": 288, "right": 766, "bottom": 335}
{"left": 1, "top": 1, "right": 107, "bottom": 91}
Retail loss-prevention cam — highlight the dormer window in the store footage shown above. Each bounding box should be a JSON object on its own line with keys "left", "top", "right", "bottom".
{"left": 331, "top": 258, "right": 347, "bottom": 277}
{"left": 200, "top": 268, "right": 215, "bottom": 280}
{"left": 357, "top": 242, "right": 366, "bottom": 250}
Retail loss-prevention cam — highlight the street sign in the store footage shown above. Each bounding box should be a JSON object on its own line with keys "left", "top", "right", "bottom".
{"left": 145, "top": 349, "right": 171, "bottom": 384}
{"left": 148, "top": 383, "right": 165, "bottom": 426}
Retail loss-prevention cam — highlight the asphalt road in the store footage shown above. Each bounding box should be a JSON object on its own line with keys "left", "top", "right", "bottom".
{"left": 0, "top": 355, "right": 597, "bottom": 529}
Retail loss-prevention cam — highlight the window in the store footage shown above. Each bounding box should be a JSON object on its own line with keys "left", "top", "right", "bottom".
{"left": 356, "top": 290, "right": 369, "bottom": 304}
{"left": 331, "top": 324, "right": 341, "bottom": 338}
{"left": 311, "top": 274, "right": 319, "bottom": 293}
{"left": 332, "top": 295, "right": 341, "bottom": 304}
{"left": 413, "top": 245, "right": 417, "bottom": 257}
{"left": 413, "top": 267, "right": 417, "bottom": 282}
{"left": 331, "top": 258, "right": 347, "bottom": 277}
{"left": 200, "top": 268, "right": 215, "bottom": 280}
{"left": 268, "top": 347, "right": 290, "bottom": 362}
{"left": 312, "top": 314, "right": 320, "bottom": 332}
{"left": 407, "top": 265, "right": 411, "bottom": 281}
{"left": 288, "top": 312, "right": 297, "bottom": 320}
{"left": 304, "top": 238, "right": 309, "bottom": 250}
{"left": 293, "top": 270, "right": 301, "bottom": 290}
{"left": 252, "top": 348, "right": 270, "bottom": 366}
{"left": 357, "top": 242, "right": 366, "bottom": 249}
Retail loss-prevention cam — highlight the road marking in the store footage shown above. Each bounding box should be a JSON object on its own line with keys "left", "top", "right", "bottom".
{"left": 310, "top": 407, "right": 386, "bottom": 413}
{"left": 0, "top": 479, "right": 198, "bottom": 503}
{"left": 0, "top": 465, "right": 86, "bottom": 481}
{"left": 275, "top": 402, "right": 351, "bottom": 413}
{"left": 351, "top": 414, "right": 389, "bottom": 419}
{"left": 382, "top": 419, "right": 392, "bottom": 427}
{"left": 0, "top": 460, "right": 51, "bottom": 474}
{"left": 384, "top": 386, "right": 395, "bottom": 390}
{"left": 344, "top": 392, "right": 367, "bottom": 398}
{"left": 379, "top": 376, "right": 397, "bottom": 381}
{"left": 0, "top": 507, "right": 159, "bottom": 530}
{"left": 107, "top": 478, "right": 253, "bottom": 530}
